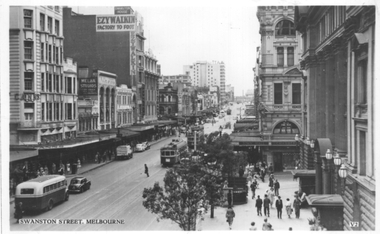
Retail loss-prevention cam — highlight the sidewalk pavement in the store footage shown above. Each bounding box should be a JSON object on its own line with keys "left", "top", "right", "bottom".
{"left": 9, "top": 135, "right": 173, "bottom": 204}
{"left": 199, "top": 171, "right": 314, "bottom": 231}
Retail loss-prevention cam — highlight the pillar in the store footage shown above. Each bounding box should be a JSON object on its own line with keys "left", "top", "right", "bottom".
{"left": 325, "top": 53, "right": 335, "bottom": 142}
{"left": 314, "top": 151, "right": 323, "bottom": 194}
{"left": 316, "top": 58, "right": 326, "bottom": 137}
{"left": 321, "top": 158, "right": 331, "bottom": 194}
{"left": 307, "top": 61, "right": 318, "bottom": 139}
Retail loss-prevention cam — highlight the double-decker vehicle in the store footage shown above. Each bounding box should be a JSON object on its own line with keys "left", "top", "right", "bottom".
{"left": 160, "top": 138, "right": 188, "bottom": 166}
{"left": 187, "top": 125, "right": 204, "bottom": 150}
{"left": 15, "top": 175, "right": 69, "bottom": 212}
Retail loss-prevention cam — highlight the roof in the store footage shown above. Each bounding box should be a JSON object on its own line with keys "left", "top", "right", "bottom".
{"left": 230, "top": 136, "right": 262, "bottom": 142}
{"left": 306, "top": 194, "right": 344, "bottom": 207}
{"left": 27, "top": 175, "right": 65, "bottom": 183}
{"left": 291, "top": 170, "right": 316, "bottom": 178}
{"left": 127, "top": 125, "right": 155, "bottom": 132}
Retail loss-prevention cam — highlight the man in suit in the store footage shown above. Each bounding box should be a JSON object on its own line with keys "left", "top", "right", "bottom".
{"left": 255, "top": 195, "right": 263, "bottom": 216}
{"left": 275, "top": 196, "right": 283, "bottom": 219}
{"left": 263, "top": 194, "right": 271, "bottom": 217}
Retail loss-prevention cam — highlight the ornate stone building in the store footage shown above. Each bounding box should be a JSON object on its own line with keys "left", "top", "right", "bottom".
{"left": 295, "top": 6, "right": 375, "bottom": 231}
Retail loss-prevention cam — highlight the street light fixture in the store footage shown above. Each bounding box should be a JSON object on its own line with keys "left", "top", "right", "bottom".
{"left": 306, "top": 137, "right": 311, "bottom": 145}
{"left": 338, "top": 164, "right": 347, "bottom": 179}
{"left": 295, "top": 134, "right": 299, "bottom": 141}
{"left": 310, "top": 140, "right": 315, "bottom": 149}
{"left": 325, "top": 149, "right": 333, "bottom": 160}
{"left": 333, "top": 152, "right": 342, "bottom": 166}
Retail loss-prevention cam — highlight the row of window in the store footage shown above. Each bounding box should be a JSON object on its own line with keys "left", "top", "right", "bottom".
{"left": 117, "top": 112, "right": 133, "bottom": 125}
{"left": 41, "top": 102, "right": 76, "bottom": 121}
{"left": 79, "top": 118, "right": 98, "bottom": 132}
{"left": 273, "top": 83, "right": 301, "bottom": 104}
{"left": 277, "top": 47, "right": 294, "bottom": 67}
{"left": 43, "top": 180, "right": 67, "bottom": 193}
{"left": 41, "top": 74, "right": 76, "bottom": 94}
{"left": 40, "top": 42, "right": 63, "bottom": 64}
{"left": 23, "top": 9, "right": 61, "bottom": 36}
{"left": 117, "top": 95, "right": 132, "bottom": 105}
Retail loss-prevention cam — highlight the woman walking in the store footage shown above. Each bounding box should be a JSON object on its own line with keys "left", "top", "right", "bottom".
{"left": 225, "top": 205, "right": 235, "bottom": 230}
{"left": 144, "top": 164, "right": 149, "bottom": 177}
{"left": 285, "top": 198, "right": 292, "bottom": 218}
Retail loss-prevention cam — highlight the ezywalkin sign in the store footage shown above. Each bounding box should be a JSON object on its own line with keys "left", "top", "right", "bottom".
{"left": 96, "top": 14, "right": 136, "bottom": 32}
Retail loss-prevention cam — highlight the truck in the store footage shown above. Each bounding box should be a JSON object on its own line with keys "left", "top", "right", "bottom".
{"left": 160, "top": 138, "right": 188, "bottom": 166}
{"left": 116, "top": 145, "right": 133, "bottom": 160}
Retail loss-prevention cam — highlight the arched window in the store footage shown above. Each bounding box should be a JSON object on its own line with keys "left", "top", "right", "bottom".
{"left": 275, "top": 20, "right": 295, "bottom": 36}
{"left": 273, "top": 121, "right": 299, "bottom": 134}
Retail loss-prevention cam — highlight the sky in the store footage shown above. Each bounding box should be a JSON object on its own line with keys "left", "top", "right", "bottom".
{"left": 71, "top": 5, "right": 260, "bottom": 96}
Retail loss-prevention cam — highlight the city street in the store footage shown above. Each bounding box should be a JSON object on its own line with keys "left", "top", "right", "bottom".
{"left": 10, "top": 136, "right": 183, "bottom": 231}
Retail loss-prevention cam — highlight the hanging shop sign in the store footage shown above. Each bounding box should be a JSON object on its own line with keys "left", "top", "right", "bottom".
{"left": 96, "top": 14, "right": 136, "bottom": 32}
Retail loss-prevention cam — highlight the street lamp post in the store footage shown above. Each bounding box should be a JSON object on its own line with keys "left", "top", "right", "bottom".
{"left": 325, "top": 149, "right": 333, "bottom": 194}
{"left": 333, "top": 152, "right": 342, "bottom": 194}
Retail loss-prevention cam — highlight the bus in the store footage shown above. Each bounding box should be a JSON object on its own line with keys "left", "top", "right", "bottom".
{"left": 160, "top": 138, "right": 188, "bottom": 166}
{"left": 15, "top": 175, "right": 69, "bottom": 212}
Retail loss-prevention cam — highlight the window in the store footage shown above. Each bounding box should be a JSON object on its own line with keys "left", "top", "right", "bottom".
{"left": 41, "top": 72, "right": 45, "bottom": 91}
{"left": 55, "top": 75, "right": 59, "bottom": 92}
{"left": 356, "top": 59, "right": 367, "bottom": 104}
{"left": 21, "top": 188, "right": 34, "bottom": 194}
{"left": 47, "top": 17, "right": 52, "bottom": 33}
{"left": 41, "top": 42, "right": 44, "bottom": 61}
{"left": 25, "top": 113, "right": 33, "bottom": 120}
{"left": 42, "top": 103, "right": 45, "bottom": 121}
{"left": 55, "top": 19, "right": 60, "bottom": 36}
{"left": 24, "top": 72, "right": 33, "bottom": 90}
{"left": 48, "top": 45, "right": 52, "bottom": 63}
{"left": 24, "top": 103, "right": 34, "bottom": 109}
{"left": 24, "top": 9, "right": 33, "bottom": 28}
{"left": 60, "top": 47, "right": 63, "bottom": 65}
{"left": 275, "top": 20, "right": 295, "bottom": 36}
{"left": 277, "top": 47, "right": 284, "bottom": 67}
{"left": 274, "top": 83, "right": 283, "bottom": 104}
{"left": 55, "top": 103, "right": 59, "bottom": 120}
{"left": 24, "top": 41, "right": 33, "bottom": 60}
{"left": 67, "top": 77, "right": 72, "bottom": 94}
{"left": 40, "top": 13, "right": 45, "bottom": 31}
{"left": 273, "top": 121, "right": 299, "bottom": 134}
{"left": 48, "top": 73, "right": 52, "bottom": 92}
{"left": 67, "top": 103, "right": 72, "bottom": 120}
{"left": 320, "top": 16, "right": 325, "bottom": 42}
{"left": 287, "top": 47, "right": 294, "bottom": 66}
{"left": 359, "top": 131, "right": 366, "bottom": 176}
{"left": 292, "top": 83, "right": 301, "bottom": 104}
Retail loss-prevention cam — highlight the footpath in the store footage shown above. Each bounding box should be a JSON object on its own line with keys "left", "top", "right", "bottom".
{"left": 9, "top": 135, "right": 172, "bottom": 205}
{"left": 199, "top": 171, "right": 314, "bottom": 231}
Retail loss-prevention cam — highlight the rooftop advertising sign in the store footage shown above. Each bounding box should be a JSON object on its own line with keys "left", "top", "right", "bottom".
{"left": 96, "top": 14, "right": 136, "bottom": 32}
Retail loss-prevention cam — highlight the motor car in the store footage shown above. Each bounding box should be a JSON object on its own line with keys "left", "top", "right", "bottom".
{"left": 116, "top": 144, "right": 133, "bottom": 160}
{"left": 68, "top": 177, "right": 91, "bottom": 193}
{"left": 135, "top": 142, "right": 150, "bottom": 152}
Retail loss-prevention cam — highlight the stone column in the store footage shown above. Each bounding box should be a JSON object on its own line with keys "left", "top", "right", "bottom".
{"left": 307, "top": 57, "right": 318, "bottom": 139}
{"left": 325, "top": 50, "right": 335, "bottom": 142}
{"left": 284, "top": 47, "right": 288, "bottom": 67}
{"left": 316, "top": 54, "right": 326, "bottom": 137}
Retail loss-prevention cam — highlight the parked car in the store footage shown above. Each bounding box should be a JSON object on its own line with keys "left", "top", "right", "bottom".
{"left": 135, "top": 142, "right": 150, "bottom": 152}
{"left": 68, "top": 177, "right": 91, "bottom": 193}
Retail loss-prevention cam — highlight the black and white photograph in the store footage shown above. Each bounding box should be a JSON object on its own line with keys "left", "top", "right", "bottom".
{"left": 1, "top": 0, "right": 378, "bottom": 232}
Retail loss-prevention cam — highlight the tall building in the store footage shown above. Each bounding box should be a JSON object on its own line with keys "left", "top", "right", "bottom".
{"left": 9, "top": 6, "right": 78, "bottom": 145}
{"left": 183, "top": 61, "right": 226, "bottom": 105}
{"left": 63, "top": 7, "right": 160, "bottom": 124}
{"left": 160, "top": 74, "right": 191, "bottom": 85}
{"left": 255, "top": 6, "right": 304, "bottom": 171}
{"left": 295, "top": 6, "right": 375, "bottom": 231}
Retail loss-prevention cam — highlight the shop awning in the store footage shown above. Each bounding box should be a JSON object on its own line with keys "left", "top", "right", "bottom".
{"left": 10, "top": 148, "right": 39, "bottom": 162}
{"left": 126, "top": 125, "right": 155, "bottom": 132}
{"left": 119, "top": 128, "right": 140, "bottom": 137}
{"left": 291, "top": 170, "right": 316, "bottom": 178}
{"left": 306, "top": 194, "right": 344, "bottom": 207}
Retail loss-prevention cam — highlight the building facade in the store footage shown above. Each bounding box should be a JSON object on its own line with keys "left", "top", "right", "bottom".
{"left": 9, "top": 6, "right": 79, "bottom": 145}
{"left": 255, "top": 6, "right": 304, "bottom": 171}
{"left": 183, "top": 61, "right": 226, "bottom": 105}
{"left": 116, "top": 84, "right": 133, "bottom": 128}
{"left": 295, "top": 5, "right": 375, "bottom": 231}
{"left": 161, "top": 74, "right": 191, "bottom": 85}
{"left": 158, "top": 83, "right": 178, "bottom": 119}
{"left": 142, "top": 50, "right": 160, "bottom": 123}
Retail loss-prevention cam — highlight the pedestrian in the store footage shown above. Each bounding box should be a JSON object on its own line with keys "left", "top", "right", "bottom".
{"left": 275, "top": 196, "right": 283, "bottom": 219}
{"left": 227, "top": 190, "right": 232, "bottom": 207}
{"left": 14, "top": 202, "right": 23, "bottom": 223}
{"left": 262, "top": 218, "right": 271, "bottom": 230}
{"left": 293, "top": 196, "right": 301, "bottom": 219}
{"left": 225, "top": 205, "right": 235, "bottom": 230}
{"left": 274, "top": 179, "right": 280, "bottom": 196}
{"left": 250, "top": 179, "right": 257, "bottom": 199}
{"left": 268, "top": 174, "right": 274, "bottom": 188}
{"left": 263, "top": 194, "right": 270, "bottom": 217}
{"left": 260, "top": 169, "right": 265, "bottom": 183}
{"left": 268, "top": 163, "right": 274, "bottom": 174}
{"left": 267, "top": 188, "right": 275, "bottom": 208}
{"left": 144, "top": 164, "right": 149, "bottom": 177}
{"left": 249, "top": 222, "right": 257, "bottom": 231}
{"left": 285, "top": 198, "right": 292, "bottom": 218}
{"left": 255, "top": 195, "right": 263, "bottom": 216}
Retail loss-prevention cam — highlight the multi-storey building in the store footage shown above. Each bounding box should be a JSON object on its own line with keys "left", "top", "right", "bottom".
{"left": 295, "top": 5, "right": 375, "bottom": 231}
{"left": 63, "top": 7, "right": 159, "bottom": 124}
{"left": 225, "top": 84, "right": 235, "bottom": 103}
{"left": 77, "top": 68, "right": 116, "bottom": 130}
{"left": 143, "top": 50, "right": 160, "bottom": 123}
{"left": 9, "top": 6, "right": 78, "bottom": 145}
{"left": 183, "top": 61, "right": 226, "bottom": 105}
{"left": 116, "top": 84, "right": 133, "bottom": 128}
{"left": 158, "top": 83, "right": 178, "bottom": 119}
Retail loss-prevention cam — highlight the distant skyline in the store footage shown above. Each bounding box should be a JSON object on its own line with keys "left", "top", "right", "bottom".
{"left": 72, "top": 5, "right": 260, "bottom": 96}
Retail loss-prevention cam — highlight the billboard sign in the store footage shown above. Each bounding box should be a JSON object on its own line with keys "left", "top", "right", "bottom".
{"left": 78, "top": 78, "right": 98, "bottom": 96}
{"left": 114, "top": 6, "right": 134, "bottom": 15}
{"left": 96, "top": 14, "right": 136, "bottom": 32}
